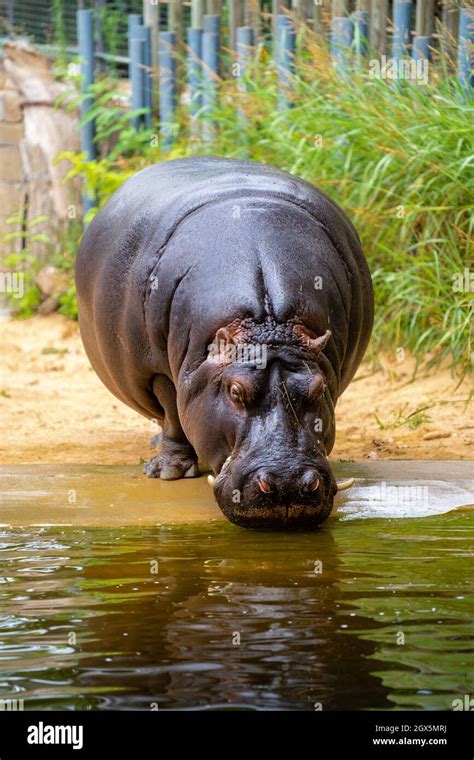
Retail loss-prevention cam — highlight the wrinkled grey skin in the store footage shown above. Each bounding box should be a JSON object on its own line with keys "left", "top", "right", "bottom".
{"left": 76, "top": 157, "right": 374, "bottom": 529}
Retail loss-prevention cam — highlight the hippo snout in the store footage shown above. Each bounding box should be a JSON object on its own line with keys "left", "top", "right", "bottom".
{"left": 213, "top": 459, "right": 337, "bottom": 530}
{"left": 255, "top": 468, "right": 321, "bottom": 496}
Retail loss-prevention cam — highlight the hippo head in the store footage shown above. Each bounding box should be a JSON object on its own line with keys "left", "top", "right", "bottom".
{"left": 181, "top": 317, "right": 338, "bottom": 530}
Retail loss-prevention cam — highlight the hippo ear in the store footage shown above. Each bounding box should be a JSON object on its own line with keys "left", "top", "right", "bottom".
{"left": 215, "top": 326, "right": 240, "bottom": 346}
{"left": 207, "top": 323, "right": 245, "bottom": 364}
{"left": 294, "top": 326, "right": 331, "bottom": 355}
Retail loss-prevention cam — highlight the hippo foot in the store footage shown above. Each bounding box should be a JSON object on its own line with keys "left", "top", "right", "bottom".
{"left": 144, "top": 449, "right": 199, "bottom": 480}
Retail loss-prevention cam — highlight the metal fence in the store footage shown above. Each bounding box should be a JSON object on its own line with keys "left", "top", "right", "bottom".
{"left": 1, "top": 1, "right": 150, "bottom": 56}
{"left": 71, "top": 1, "right": 474, "bottom": 210}
{"left": 2, "top": 2, "right": 470, "bottom": 211}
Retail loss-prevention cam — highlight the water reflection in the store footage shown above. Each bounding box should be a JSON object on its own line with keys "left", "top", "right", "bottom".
{"left": 334, "top": 513, "right": 474, "bottom": 709}
{"left": 0, "top": 511, "right": 472, "bottom": 710}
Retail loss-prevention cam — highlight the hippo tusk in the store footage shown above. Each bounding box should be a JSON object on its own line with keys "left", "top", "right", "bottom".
{"left": 336, "top": 477, "right": 355, "bottom": 492}
{"left": 208, "top": 456, "right": 232, "bottom": 487}
{"left": 221, "top": 456, "right": 232, "bottom": 472}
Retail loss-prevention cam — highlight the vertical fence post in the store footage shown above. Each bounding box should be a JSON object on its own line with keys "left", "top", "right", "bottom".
{"left": 370, "top": 0, "right": 389, "bottom": 56}
{"left": 413, "top": 0, "right": 434, "bottom": 61}
{"left": 204, "top": 14, "right": 221, "bottom": 75}
{"left": 202, "top": 29, "right": 219, "bottom": 140}
{"left": 392, "top": 0, "right": 413, "bottom": 61}
{"left": 354, "top": 1, "right": 369, "bottom": 57}
{"left": 314, "top": 1, "right": 324, "bottom": 37}
{"left": 457, "top": 6, "right": 474, "bottom": 89}
{"left": 291, "top": 0, "right": 305, "bottom": 22}
{"left": 131, "top": 36, "right": 146, "bottom": 131}
{"left": 143, "top": 1, "right": 160, "bottom": 109}
{"left": 159, "top": 31, "right": 177, "bottom": 149}
{"left": 276, "top": 15, "right": 296, "bottom": 109}
{"left": 331, "top": 1, "right": 353, "bottom": 69}
{"left": 192, "top": 0, "right": 206, "bottom": 27}
{"left": 95, "top": 0, "right": 106, "bottom": 73}
{"left": 169, "top": 0, "right": 184, "bottom": 45}
{"left": 207, "top": 0, "right": 222, "bottom": 13}
{"left": 204, "top": 13, "right": 221, "bottom": 35}
{"left": 272, "top": 0, "right": 290, "bottom": 53}
{"left": 246, "top": 0, "right": 261, "bottom": 41}
{"left": 440, "top": 1, "right": 460, "bottom": 68}
{"left": 135, "top": 25, "right": 153, "bottom": 127}
{"left": 128, "top": 13, "right": 143, "bottom": 79}
{"left": 230, "top": 0, "right": 245, "bottom": 51}
{"left": 187, "top": 27, "right": 203, "bottom": 137}
{"left": 236, "top": 23, "right": 254, "bottom": 136}
{"left": 236, "top": 25, "right": 255, "bottom": 85}
{"left": 77, "top": 9, "right": 96, "bottom": 216}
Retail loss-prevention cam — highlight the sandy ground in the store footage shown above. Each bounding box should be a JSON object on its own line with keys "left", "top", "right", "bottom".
{"left": 0, "top": 315, "right": 472, "bottom": 466}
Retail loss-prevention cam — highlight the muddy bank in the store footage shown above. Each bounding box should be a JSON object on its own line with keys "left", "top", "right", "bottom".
{"left": 0, "top": 315, "right": 472, "bottom": 465}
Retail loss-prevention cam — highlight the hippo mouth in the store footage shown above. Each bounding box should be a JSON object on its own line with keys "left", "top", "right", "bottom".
{"left": 209, "top": 456, "right": 338, "bottom": 530}
{"left": 219, "top": 503, "right": 332, "bottom": 530}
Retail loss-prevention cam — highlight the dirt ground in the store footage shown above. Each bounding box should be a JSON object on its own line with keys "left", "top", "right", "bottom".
{"left": 0, "top": 315, "right": 472, "bottom": 466}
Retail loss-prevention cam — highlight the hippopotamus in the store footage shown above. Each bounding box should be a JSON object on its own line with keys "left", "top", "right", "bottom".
{"left": 76, "top": 157, "right": 373, "bottom": 529}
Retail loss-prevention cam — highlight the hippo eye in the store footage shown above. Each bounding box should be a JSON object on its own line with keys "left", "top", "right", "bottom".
{"left": 228, "top": 382, "right": 244, "bottom": 405}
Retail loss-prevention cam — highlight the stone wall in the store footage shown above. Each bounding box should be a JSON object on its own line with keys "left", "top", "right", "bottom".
{"left": 0, "top": 41, "right": 81, "bottom": 259}
{"left": 0, "top": 61, "right": 25, "bottom": 253}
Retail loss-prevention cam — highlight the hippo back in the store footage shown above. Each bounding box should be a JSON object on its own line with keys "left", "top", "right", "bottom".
{"left": 76, "top": 157, "right": 373, "bottom": 423}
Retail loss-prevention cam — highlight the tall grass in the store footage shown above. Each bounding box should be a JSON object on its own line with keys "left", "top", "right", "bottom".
{"left": 64, "top": 29, "right": 473, "bottom": 374}
{"left": 182, "top": 36, "right": 473, "bottom": 375}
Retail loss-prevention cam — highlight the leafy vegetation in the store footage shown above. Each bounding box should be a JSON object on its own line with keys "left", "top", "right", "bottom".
{"left": 4, "top": 25, "right": 473, "bottom": 375}
{"left": 186, "top": 38, "right": 473, "bottom": 375}
{"left": 3, "top": 213, "right": 82, "bottom": 320}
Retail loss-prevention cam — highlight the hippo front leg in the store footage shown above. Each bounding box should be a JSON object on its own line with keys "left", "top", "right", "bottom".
{"left": 144, "top": 439, "right": 199, "bottom": 480}
{"left": 144, "top": 375, "right": 199, "bottom": 480}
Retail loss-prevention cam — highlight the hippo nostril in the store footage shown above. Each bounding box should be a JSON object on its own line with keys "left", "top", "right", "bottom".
{"left": 301, "top": 470, "right": 321, "bottom": 493}
{"left": 258, "top": 478, "right": 272, "bottom": 494}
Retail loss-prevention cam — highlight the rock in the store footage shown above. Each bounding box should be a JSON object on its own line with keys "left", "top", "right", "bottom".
{"left": 0, "top": 144, "right": 22, "bottom": 181}
{"left": 2, "top": 39, "right": 81, "bottom": 256}
{"left": 37, "top": 294, "right": 60, "bottom": 315}
{"left": 35, "top": 266, "right": 67, "bottom": 297}
{"left": 0, "top": 90, "right": 23, "bottom": 122}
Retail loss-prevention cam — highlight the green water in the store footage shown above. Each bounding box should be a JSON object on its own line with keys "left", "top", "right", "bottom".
{"left": 0, "top": 510, "right": 472, "bottom": 710}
